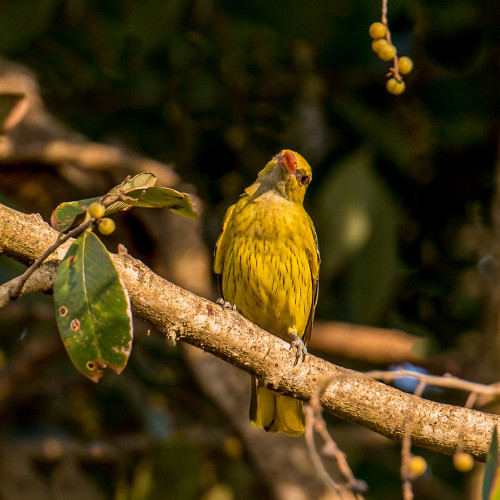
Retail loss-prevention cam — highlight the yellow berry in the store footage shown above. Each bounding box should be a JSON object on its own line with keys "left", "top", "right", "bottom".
{"left": 453, "top": 452, "right": 474, "bottom": 472}
{"left": 386, "top": 78, "right": 406, "bottom": 95}
{"left": 371, "top": 38, "right": 389, "bottom": 54}
{"left": 408, "top": 455, "right": 427, "bottom": 477}
{"left": 398, "top": 56, "right": 414, "bottom": 75}
{"left": 88, "top": 202, "right": 105, "bottom": 219}
{"left": 369, "top": 22, "right": 387, "bottom": 39}
{"left": 98, "top": 218, "right": 116, "bottom": 235}
{"left": 377, "top": 43, "right": 397, "bottom": 61}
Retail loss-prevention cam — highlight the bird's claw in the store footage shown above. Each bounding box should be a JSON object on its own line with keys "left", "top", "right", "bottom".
{"left": 289, "top": 331, "right": 307, "bottom": 365}
{"left": 216, "top": 298, "right": 237, "bottom": 311}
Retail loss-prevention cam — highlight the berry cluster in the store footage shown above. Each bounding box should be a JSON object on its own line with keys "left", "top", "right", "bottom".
{"left": 369, "top": 21, "right": 413, "bottom": 95}
{"left": 88, "top": 201, "right": 116, "bottom": 235}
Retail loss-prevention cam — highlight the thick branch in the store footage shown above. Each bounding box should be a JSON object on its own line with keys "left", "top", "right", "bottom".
{"left": 309, "top": 321, "right": 423, "bottom": 365}
{"left": 0, "top": 202, "right": 498, "bottom": 461}
{"left": 0, "top": 139, "right": 179, "bottom": 188}
{"left": 0, "top": 260, "right": 58, "bottom": 307}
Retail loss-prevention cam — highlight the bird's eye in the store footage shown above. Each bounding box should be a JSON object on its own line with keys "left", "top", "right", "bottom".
{"left": 299, "top": 175, "right": 309, "bottom": 185}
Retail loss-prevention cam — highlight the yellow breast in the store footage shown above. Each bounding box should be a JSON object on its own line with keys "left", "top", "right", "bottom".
{"left": 219, "top": 192, "right": 314, "bottom": 340}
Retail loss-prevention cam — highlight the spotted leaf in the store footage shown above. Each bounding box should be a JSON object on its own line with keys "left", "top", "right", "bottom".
{"left": 50, "top": 197, "right": 100, "bottom": 232}
{"left": 54, "top": 231, "right": 133, "bottom": 382}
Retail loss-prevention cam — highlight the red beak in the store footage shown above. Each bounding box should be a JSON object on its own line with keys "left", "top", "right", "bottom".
{"left": 279, "top": 150, "right": 297, "bottom": 175}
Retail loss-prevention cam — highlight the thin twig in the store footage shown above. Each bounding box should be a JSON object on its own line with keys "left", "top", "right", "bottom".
{"left": 304, "top": 403, "right": 345, "bottom": 497}
{"left": 366, "top": 369, "right": 500, "bottom": 398}
{"left": 381, "top": 0, "right": 388, "bottom": 25}
{"left": 380, "top": 0, "right": 402, "bottom": 82}
{"left": 465, "top": 392, "right": 479, "bottom": 409}
{"left": 8, "top": 218, "right": 94, "bottom": 300}
{"left": 304, "top": 377, "right": 366, "bottom": 499}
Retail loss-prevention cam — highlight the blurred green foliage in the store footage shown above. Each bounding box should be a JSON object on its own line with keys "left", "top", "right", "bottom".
{"left": 0, "top": 0, "right": 497, "bottom": 498}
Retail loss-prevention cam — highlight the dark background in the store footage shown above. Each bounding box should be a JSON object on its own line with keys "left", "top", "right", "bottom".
{"left": 0, "top": 0, "right": 498, "bottom": 498}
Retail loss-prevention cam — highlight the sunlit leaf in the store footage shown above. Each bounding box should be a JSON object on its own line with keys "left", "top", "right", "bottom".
{"left": 50, "top": 173, "right": 158, "bottom": 232}
{"left": 113, "top": 172, "right": 157, "bottom": 191}
{"left": 105, "top": 172, "right": 157, "bottom": 214}
{"left": 120, "top": 186, "right": 197, "bottom": 219}
{"left": 54, "top": 231, "right": 133, "bottom": 382}
{"left": 50, "top": 197, "right": 100, "bottom": 232}
{"left": 491, "top": 475, "right": 500, "bottom": 500}
{"left": 484, "top": 427, "right": 500, "bottom": 500}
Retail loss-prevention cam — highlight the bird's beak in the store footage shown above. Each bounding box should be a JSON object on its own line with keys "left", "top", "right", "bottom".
{"left": 279, "top": 150, "right": 297, "bottom": 175}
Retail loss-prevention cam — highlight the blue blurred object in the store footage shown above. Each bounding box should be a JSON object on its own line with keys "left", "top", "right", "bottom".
{"left": 389, "top": 362, "right": 430, "bottom": 393}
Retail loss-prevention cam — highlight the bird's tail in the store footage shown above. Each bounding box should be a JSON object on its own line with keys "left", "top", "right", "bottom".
{"left": 249, "top": 377, "right": 305, "bottom": 436}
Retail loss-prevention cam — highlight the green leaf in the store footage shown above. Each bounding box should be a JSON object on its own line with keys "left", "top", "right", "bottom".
{"left": 120, "top": 186, "right": 197, "bottom": 219}
{"left": 112, "top": 172, "right": 157, "bottom": 191}
{"left": 54, "top": 231, "right": 133, "bottom": 382}
{"left": 314, "top": 148, "right": 401, "bottom": 324}
{"left": 0, "top": 93, "right": 25, "bottom": 133}
{"left": 483, "top": 427, "right": 500, "bottom": 500}
{"left": 105, "top": 172, "right": 158, "bottom": 214}
{"left": 50, "top": 173, "right": 158, "bottom": 232}
{"left": 50, "top": 197, "right": 101, "bottom": 232}
{"left": 50, "top": 173, "right": 193, "bottom": 233}
{"left": 491, "top": 476, "right": 500, "bottom": 500}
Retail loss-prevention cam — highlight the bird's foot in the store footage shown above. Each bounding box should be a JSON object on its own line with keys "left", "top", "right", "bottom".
{"left": 288, "top": 328, "right": 307, "bottom": 365}
{"left": 216, "top": 298, "right": 237, "bottom": 311}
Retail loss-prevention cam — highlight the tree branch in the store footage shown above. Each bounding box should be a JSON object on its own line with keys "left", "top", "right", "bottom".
{"left": 309, "top": 321, "right": 424, "bottom": 365}
{"left": 0, "top": 202, "right": 498, "bottom": 461}
{"left": 0, "top": 260, "right": 58, "bottom": 307}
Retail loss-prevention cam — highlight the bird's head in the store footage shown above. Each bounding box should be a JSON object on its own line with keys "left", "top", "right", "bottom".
{"left": 255, "top": 149, "right": 312, "bottom": 204}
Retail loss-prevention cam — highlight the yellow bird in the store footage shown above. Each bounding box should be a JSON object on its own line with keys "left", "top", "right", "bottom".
{"left": 214, "top": 149, "right": 320, "bottom": 436}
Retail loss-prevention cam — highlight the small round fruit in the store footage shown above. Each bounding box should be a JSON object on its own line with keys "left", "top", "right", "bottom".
{"left": 409, "top": 455, "right": 427, "bottom": 477}
{"left": 386, "top": 78, "right": 406, "bottom": 95}
{"left": 371, "top": 38, "right": 389, "bottom": 53}
{"left": 98, "top": 218, "right": 116, "bottom": 235}
{"left": 88, "top": 202, "right": 105, "bottom": 219}
{"left": 398, "top": 56, "right": 414, "bottom": 75}
{"left": 453, "top": 452, "right": 474, "bottom": 472}
{"left": 377, "top": 43, "right": 397, "bottom": 61}
{"left": 369, "top": 22, "right": 387, "bottom": 39}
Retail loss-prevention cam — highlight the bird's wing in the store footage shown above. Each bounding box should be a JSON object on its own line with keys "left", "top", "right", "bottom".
{"left": 302, "top": 215, "right": 320, "bottom": 346}
{"left": 213, "top": 202, "right": 236, "bottom": 298}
